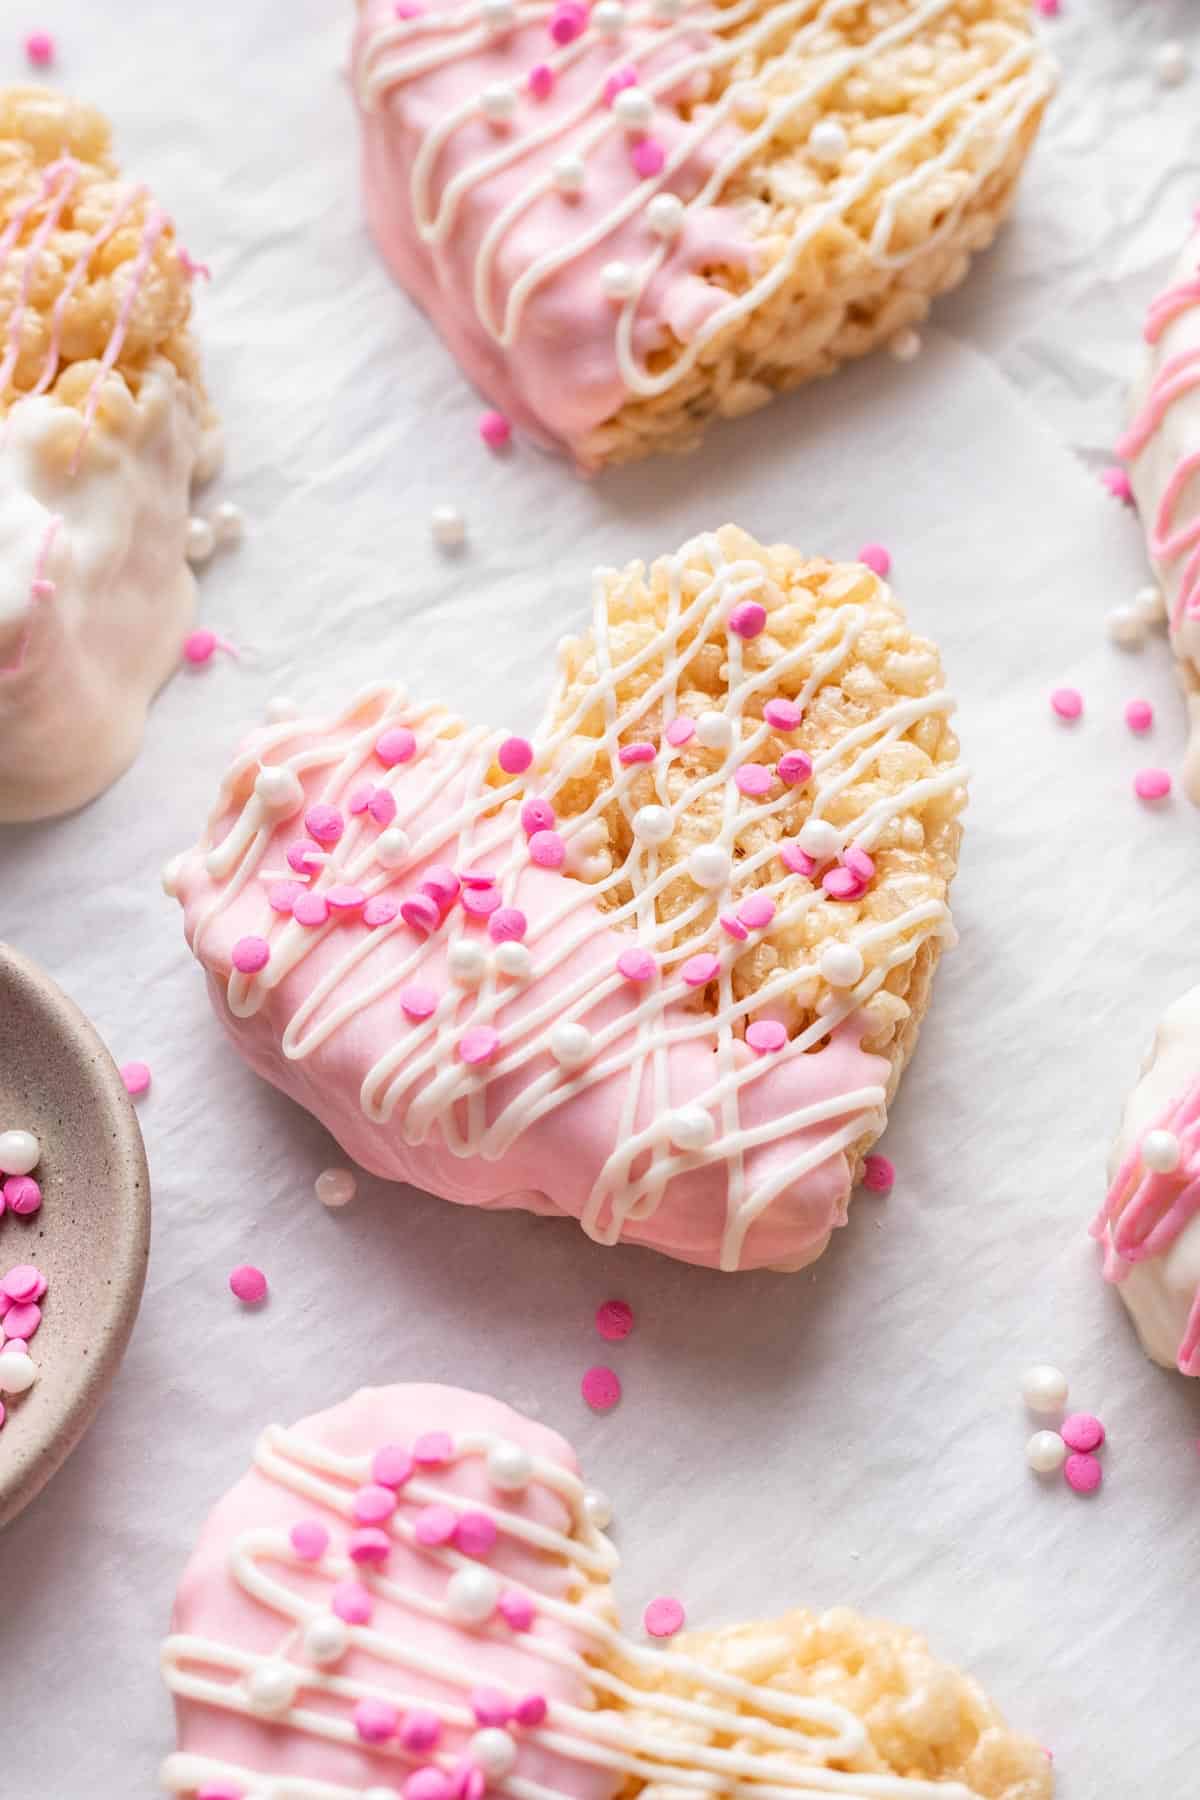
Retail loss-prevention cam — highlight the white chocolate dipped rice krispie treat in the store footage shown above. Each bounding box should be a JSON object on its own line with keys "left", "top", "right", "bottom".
{"left": 1118, "top": 227, "right": 1200, "bottom": 803}
{"left": 160, "top": 1384, "right": 1052, "bottom": 1799}
{"left": 1091, "top": 984, "right": 1200, "bottom": 1379}
{"left": 169, "top": 527, "right": 964, "bottom": 1273}
{"left": 0, "top": 86, "right": 221, "bottom": 823}
{"left": 351, "top": 0, "right": 1053, "bottom": 468}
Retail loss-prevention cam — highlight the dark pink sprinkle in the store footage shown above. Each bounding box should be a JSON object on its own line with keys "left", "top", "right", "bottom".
{"left": 631, "top": 137, "right": 666, "bottom": 178}
{"left": 1100, "top": 466, "right": 1133, "bottom": 504}
{"left": 777, "top": 749, "right": 813, "bottom": 786}
{"left": 183, "top": 628, "right": 217, "bottom": 666}
{"left": 287, "top": 838, "right": 322, "bottom": 874}
{"left": 369, "top": 789, "right": 398, "bottom": 826}
{"left": 3, "top": 1302, "right": 40, "bottom": 1340}
{"left": 489, "top": 907, "right": 528, "bottom": 942}
{"left": 842, "top": 846, "right": 875, "bottom": 883}
{"left": 1061, "top": 1412, "right": 1105, "bottom": 1453}
{"left": 746, "top": 1020, "right": 786, "bottom": 1054}
{"left": 822, "top": 866, "right": 865, "bottom": 901}
{"left": 514, "top": 1693, "right": 547, "bottom": 1726}
{"left": 549, "top": 0, "right": 586, "bottom": 41}
{"left": 456, "top": 1511, "right": 499, "bottom": 1556}
{"left": 1124, "top": 699, "right": 1153, "bottom": 734}
{"left": 348, "top": 1527, "right": 392, "bottom": 1566}
{"left": 1134, "top": 767, "right": 1171, "bottom": 801}
{"left": 618, "top": 742, "right": 656, "bottom": 765}
{"left": 2, "top": 1266, "right": 42, "bottom": 1304}
{"left": 617, "top": 947, "right": 655, "bottom": 982}
{"left": 229, "top": 1264, "right": 268, "bottom": 1305}
{"left": 1064, "top": 1452, "right": 1103, "bottom": 1495}
{"left": 499, "top": 1589, "right": 535, "bottom": 1631}
{"left": 24, "top": 30, "right": 54, "bottom": 66}
{"left": 232, "top": 935, "right": 270, "bottom": 974}
{"left": 862, "top": 1152, "right": 894, "bottom": 1193}
{"left": 462, "top": 885, "right": 502, "bottom": 917}
{"left": 643, "top": 1596, "right": 685, "bottom": 1638}
{"left": 1050, "top": 687, "right": 1083, "bottom": 721}
{"left": 415, "top": 1504, "right": 458, "bottom": 1546}
{"left": 666, "top": 716, "right": 695, "bottom": 746}
{"left": 401, "top": 984, "right": 438, "bottom": 1020}
{"left": 581, "top": 1365, "right": 621, "bottom": 1411}
{"left": 764, "top": 698, "right": 802, "bottom": 731}
{"left": 349, "top": 784, "right": 373, "bottom": 815}
{"left": 421, "top": 865, "right": 461, "bottom": 907}
{"left": 498, "top": 735, "right": 534, "bottom": 774}
{"left": 681, "top": 952, "right": 719, "bottom": 986}
{"left": 376, "top": 726, "right": 417, "bottom": 767}
{"left": 858, "top": 543, "right": 891, "bottom": 577}
{"left": 401, "top": 894, "right": 441, "bottom": 935}
{"left": 521, "top": 796, "right": 555, "bottom": 835}
{"left": 458, "top": 1027, "right": 501, "bottom": 1066}
{"left": 480, "top": 410, "right": 512, "bottom": 449}
{"left": 120, "top": 1060, "right": 152, "bottom": 1097}
{"left": 528, "top": 61, "right": 555, "bottom": 99}
{"left": 528, "top": 829, "right": 566, "bottom": 869}
{"left": 781, "top": 842, "right": 816, "bottom": 877}
{"left": 268, "top": 880, "right": 305, "bottom": 914}
{"left": 305, "top": 804, "right": 344, "bottom": 845}
{"left": 401, "top": 1711, "right": 443, "bottom": 1754}
{"left": 595, "top": 1298, "right": 634, "bottom": 1340}
{"left": 372, "top": 1443, "right": 415, "bottom": 1487}
{"left": 290, "top": 1519, "right": 329, "bottom": 1560}
{"left": 293, "top": 892, "right": 330, "bottom": 928}
{"left": 326, "top": 884, "right": 367, "bottom": 913}
{"left": 471, "top": 1686, "right": 512, "bottom": 1727}
{"left": 355, "top": 1699, "right": 399, "bottom": 1744}
{"left": 459, "top": 869, "right": 496, "bottom": 889}
{"left": 728, "top": 600, "right": 767, "bottom": 639}
{"left": 720, "top": 913, "right": 749, "bottom": 941}
{"left": 364, "top": 896, "right": 399, "bottom": 928}
{"left": 2, "top": 1176, "right": 41, "bottom": 1216}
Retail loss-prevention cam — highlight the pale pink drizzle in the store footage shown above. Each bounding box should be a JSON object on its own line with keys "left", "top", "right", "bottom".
{"left": 70, "top": 205, "right": 168, "bottom": 468}
{"left": 0, "top": 512, "right": 62, "bottom": 678}
{"left": 0, "top": 158, "right": 79, "bottom": 400}
{"left": 31, "top": 181, "right": 148, "bottom": 398}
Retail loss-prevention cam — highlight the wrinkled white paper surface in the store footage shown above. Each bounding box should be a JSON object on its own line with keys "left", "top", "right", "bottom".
{"left": 2, "top": 1, "right": 1200, "bottom": 1793}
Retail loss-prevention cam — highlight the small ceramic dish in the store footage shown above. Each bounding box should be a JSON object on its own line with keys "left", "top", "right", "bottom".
{"left": 0, "top": 942, "right": 150, "bottom": 1529}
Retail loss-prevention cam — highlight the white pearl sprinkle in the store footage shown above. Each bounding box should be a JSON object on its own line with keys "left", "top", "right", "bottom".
{"left": 375, "top": 827, "right": 412, "bottom": 869}
{"left": 431, "top": 504, "right": 466, "bottom": 550}
{"left": 583, "top": 1487, "right": 613, "bottom": 1528}
{"left": 480, "top": 0, "right": 515, "bottom": 27}
{"left": 1135, "top": 583, "right": 1166, "bottom": 625}
{"left": 1026, "top": 1430, "right": 1067, "bottom": 1475}
{"left": 0, "top": 1350, "right": 37, "bottom": 1395}
{"left": 448, "top": 940, "right": 489, "bottom": 986}
{"left": 487, "top": 1439, "right": 534, "bottom": 1490}
{"left": 185, "top": 516, "right": 216, "bottom": 564}
{"left": 303, "top": 1614, "right": 350, "bottom": 1665}
{"left": 797, "top": 818, "right": 841, "bottom": 860}
{"left": 553, "top": 154, "right": 587, "bottom": 195}
{"left": 1105, "top": 603, "right": 1145, "bottom": 648}
{"left": 668, "top": 1105, "right": 716, "bottom": 1151}
{"left": 315, "top": 1167, "right": 357, "bottom": 1209}
{"left": 265, "top": 695, "right": 301, "bottom": 721}
{"left": 1021, "top": 1364, "right": 1068, "bottom": 1414}
{"left": 1141, "top": 1128, "right": 1182, "bottom": 1174}
{"left": 646, "top": 192, "right": 685, "bottom": 239}
{"left": 633, "top": 803, "right": 673, "bottom": 845}
{"left": 592, "top": 0, "right": 626, "bottom": 32}
{"left": 820, "top": 943, "right": 864, "bottom": 987}
{"left": 495, "top": 940, "right": 532, "bottom": 980}
{"left": 1155, "top": 41, "right": 1189, "bottom": 87}
{"left": 613, "top": 86, "right": 653, "bottom": 128}
{"left": 247, "top": 1661, "right": 299, "bottom": 1715}
{"left": 694, "top": 710, "right": 732, "bottom": 750}
{"left": 254, "top": 765, "right": 305, "bottom": 814}
{"left": 888, "top": 328, "right": 922, "bottom": 363}
{"left": 550, "top": 1021, "right": 593, "bottom": 1067}
{"left": 470, "top": 1730, "right": 519, "bottom": 1780}
{"left": 482, "top": 80, "right": 517, "bottom": 121}
{"left": 211, "top": 500, "right": 246, "bottom": 547}
{"left": 0, "top": 1129, "right": 39, "bottom": 1177}
{"left": 446, "top": 1566, "right": 501, "bottom": 1623}
{"left": 808, "top": 119, "right": 848, "bottom": 163}
{"left": 687, "top": 843, "right": 731, "bottom": 889}
{"left": 601, "top": 260, "right": 636, "bottom": 300}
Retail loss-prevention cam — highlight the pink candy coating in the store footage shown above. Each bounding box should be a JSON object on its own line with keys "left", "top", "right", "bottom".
{"left": 528, "top": 61, "right": 555, "bottom": 98}
{"left": 231, "top": 935, "right": 270, "bottom": 975}
{"left": 617, "top": 947, "right": 655, "bottom": 982}
{"left": 728, "top": 600, "right": 767, "bottom": 639}
{"left": 858, "top": 543, "right": 891, "bottom": 578}
{"left": 1050, "top": 687, "right": 1083, "bottom": 721}
{"left": 734, "top": 763, "right": 772, "bottom": 797}
{"left": 665, "top": 716, "right": 695, "bottom": 746}
{"left": 763, "top": 697, "right": 802, "bottom": 730}
{"left": 595, "top": 1298, "right": 634, "bottom": 1340}
{"left": 353, "top": 1482, "right": 399, "bottom": 1524}
{"left": 581, "top": 1365, "right": 622, "bottom": 1411}
{"left": 456, "top": 1510, "right": 499, "bottom": 1556}
{"left": 364, "top": 896, "right": 400, "bottom": 928}
{"left": 349, "top": 784, "right": 373, "bottom": 815}
{"left": 1101, "top": 466, "right": 1133, "bottom": 503}
{"left": 643, "top": 1595, "right": 685, "bottom": 1638}
{"left": 355, "top": 1698, "right": 399, "bottom": 1743}
{"left": 520, "top": 796, "right": 555, "bottom": 835}
{"left": 618, "top": 741, "right": 656, "bottom": 765}
{"left": 498, "top": 1588, "right": 535, "bottom": 1631}
{"left": 1134, "top": 767, "right": 1171, "bottom": 801}
{"left": 377, "top": 726, "right": 418, "bottom": 767}
{"left": 305, "top": 804, "right": 344, "bottom": 845}
{"left": 489, "top": 906, "right": 528, "bottom": 942}
{"left": 1064, "top": 1452, "right": 1102, "bottom": 1495}
{"left": 372, "top": 1443, "right": 415, "bottom": 1487}
{"left": 414, "top": 1429, "right": 454, "bottom": 1464}
{"left": 460, "top": 869, "right": 497, "bottom": 889}
{"left": 746, "top": 1020, "right": 786, "bottom": 1055}
{"left": 348, "top": 1527, "right": 392, "bottom": 1565}
{"left": 1061, "top": 1412, "right": 1105, "bottom": 1453}
{"left": 228, "top": 1264, "right": 268, "bottom": 1305}
{"left": 631, "top": 137, "right": 666, "bottom": 178}
{"left": 414, "top": 1503, "right": 459, "bottom": 1546}
{"left": 479, "top": 410, "right": 512, "bottom": 448}
{"left": 498, "top": 735, "right": 534, "bottom": 774}
{"left": 862, "top": 1153, "right": 895, "bottom": 1194}
{"left": 120, "top": 1061, "right": 151, "bottom": 1097}
{"left": 2, "top": 1176, "right": 41, "bottom": 1216}
{"left": 289, "top": 1519, "right": 330, "bottom": 1561}
{"left": 680, "top": 952, "right": 719, "bottom": 987}
{"left": 332, "top": 1579, "right": 373, "bottom": 1624}
{"left": 401, "top": 983, "right": 439, "bottom": 1020}
{"left": 400, "top": 1708, "right": 443, "bottom": 1752}
{"left": 293, "top": 892, "right": 330, "bottom": 928}
{"left": 458, "top": 1026, "right": 501, "bottom": 1065}
{"left": 1124, "top": 699, "right": 1153, "bottom": 734}
{"left": 777, "top": 749, "right": 813, "bottom": 786}
{"left": 528, "top": 830, "right": 566, "bottom": 869}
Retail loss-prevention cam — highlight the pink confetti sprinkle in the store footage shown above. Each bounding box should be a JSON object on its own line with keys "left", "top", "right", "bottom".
{"left": 581, "top": 1365, "right": 622, "bottom": 1411}
{"left": 666, "top": 716, "right": 695, "bottom": 746}
{"left": 455, "top": 1765, "right": 487, "bottom": 1800}
{"left": 290, "top": 1520, "right": 330, "bottom": 1561}
{"left": 3, "top": 1302, "right": 40, "bottom": 1340}
{"left": 1050, "top": 687, "right": 1083, "bottom": 721}
{"left": 735, "top": 763, "right": 772, "bottom": 797}
{"left": 456, "top": 1511, "right": 499, "bottom": 1556}
{"left": 720, "top": 913, "right": 749, "bottom": 941}
{"left": 183, "top": 629, "right": 217, "bottom": 666}
{"left": 764, "top": 697, "right": 802, "bottom": 730}
{"left": 3, "top": 1340, "right": 25, "bottom": 1356}
{"left": 401, "top": 984, "right": 439, "bottom": 1020}
{"left": 458, "top": 1026, "right": 501, "bottom": 1066}
{"left": 401, "top": 894, "right": 442, "bottom": 935}
{"left": 231, "top": 935, "right": 270, "bottom": 975}
{"left": 377, "top": 726, "right": 417, "bottom": 767}
{"left": 862, "top": 1153, "right": 894, "bottom": 1193}
{"left": 3, "top": 1176, "right": 41, "bottom": 1217}
{"left": 293, "top": 892, "right": 330, "bottom": 928}
{"left": 737, "top": 893, "right": 775, "bottom": 930}
{"left": 528, "top": 61, "right": 555, "bottom": 99}
{"left": 287, "top": 838, "right": 322, "bottom": 874}
{"left": 781, "top": 842, "right": 816, "bottom": 877}
{"left": 515, "top": 1693, "right": 548, "bottom": 1726}
{"left": 395, "top": 1, "right": 424, "bottom": 14}
{"left": 349, "top": 784, "right": 373, "bottom": 815}
{"left": 332, "top": 1580, "right": 373, "bottom": 1623}
{"left": 728, "top": 600, "right": 767, "bottom": 639}
{"left": 843, "top": 846, "right": 875, "bottom": 883}
{"left": 480, "top": 410, "right": 512, "bottom": 449}
{"left": 414, "top": 1430, "right": 454, "bottom": 1464}
{"left": 228, "top": 1264, "right": 267, "bottom": 1305}
{"left": 267, "top": 880, "right": 305, "bottom": 914}
{"left": 459, "top": 869, "right": 496, "bottom": 889}
{"left": 196, "top": 1785, "right": 242, "bottom": 1800}
{"left": 498, "top": 735, "right": 534, "bottom": 774}
{"left": 596, "top": 1298, "right": 634, "bottom": 1340}
{"left": 355, "top": 1698, "right": 399, "bottom": 1744}
{"left": 528, "top": 829, "right": 566, "bottom": 869}
{"left": 305, "top": 804, "right": 344, "bottom": 845}
{"left": 1134, "top": 767, "right": 1171, "bottom": 801}
{"left": 777, "top": 749, "right": 813, "bottom": 786}
{"left": 746, "top": 1020, "right": 787, "bottom": 1055}
{"left": 1124, "top": 699, "right": 1153, "bottom": 734}
{"left": 550, "top": 0, "right": 587, "bottom": 41}
{"left": 400, "top": 1710, "right": 443, "bottom": 1753}
{"left": 373, "top": 1443, "right": 415, "bottom": 1487}
{"left": 521, "top": 796, "right": 555, "bottom": 835}
{"left": 120, "top": 1061, "right": 151, "bottom": 1097}
{"left": 618, "top": 741, "right": 656, "bottom": 764}
{"left": 822, "top": 866, "right": 865, "bottom": 901}
{"left": 489, "top": 907, "right": 527, "bottom": 942}
{"left": 499, "top": 1589, "right": 535, "bottom": 1631}
{"left": 631, "top": 138, "right": 665, "bottom": 178}
{"left": 617, "top": 947, "right": 656, "bottom": 983}
{"left": 681, "top": 952, "right": 719, "bottom": 987}
{"left": 858, "top": 543, "right": 891, "bottom": 578}
{"left": 1061, "top": 1413, "right": 1105, "bottom": 1453}
{"left": 643, "top": 1596, "right": 685, "bottom": 1638}
{"left": 603, "top": 64, "right": 639, "bottom": 104}
{"left": 2, "top": 1266, "right": 42, "bottom": 1304}
{"left": 1034, "top": 0, "right": 1059, "bottom": 16}
{"left": 471, "top": 1687, "right": 512, "bottom": 1727}
{"left": 25, "top": 30, "right": 54, "bottom": 65}
{"left": 414, "top": 1504, "right": 459, "bottom": 1546}
{"left": 462, "top": 885, "right": 502, "bottom": 918}
{"left": 407, "top": 1769, "right": 454, "bottom": 1800}
{"left": 370, "top": 788, "right": 398, "bottom": 826}
{"left": 348, "top": 1527, "right": 391, "bottom": 1566}
{"left": 1100, "top": 466, "right": 1133, "bottom": 504}
{"left": 1064, "top": 1452, "right": 1102, "bottom": 1495}
{"left": 364, "top": 896, "right": 399, "bottom": 928}
{"left": 353, "top": 1483, "right": 398, "bottom": 1525}
{"left": 421, "top": 865, "right": 461, "bottom": 907}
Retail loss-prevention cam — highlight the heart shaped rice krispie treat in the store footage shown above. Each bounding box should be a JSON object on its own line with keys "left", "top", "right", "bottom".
{"left": 168, "top": 527, "right": 965, "bottom": 1272}
{"left": 160, "top": 1383, "right": 1052, "bottom": 1799}
{"left": 1119, "top": 227, "right": 1200, "bottom": 803}
{"left": 1091, "top": 983, "right": 1200, "bottom": 1379}
{"left": 0, "top": 86, "right": 220, "bottom": 823}
{"left": 351, "top": 0, "right": 1053, "bottom": 468}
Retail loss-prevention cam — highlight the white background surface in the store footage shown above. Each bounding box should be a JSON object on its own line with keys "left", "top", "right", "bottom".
{"left": 1, "top": 2, "right": 1199, "bottom": 1792}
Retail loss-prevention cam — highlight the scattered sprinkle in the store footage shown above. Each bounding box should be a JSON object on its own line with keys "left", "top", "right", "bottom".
{"left": 862, "top": 1153, "right": 894, "bottom": 1193}
{"left": 1100, "top": 466, "right": 1133, "bottom": 503}
{"left": 1061, "top": 1413, "right": 1105, "bottom": 1453}
{"left": 581, "top": 1365, "right": 622, "bottom": 1411}
{"left": 498, "top": 735, "right": 534, "bottom": 775}
{"left": 858, "top": 543, "right": 891, "bottom": 577}
{"left": 315, "top": 1167, "right": 358, "bottom": 1208}
{"left": 1124, "top": 699, "right": 1153, "bottom": 734}
{"left": 1064, "top": 1451, "right": 1102, "bottom": 1495}
{"left": 595, "top": 1298, "right": 634, "bottom": 1341}
{"left": 617, "top": 947, "right": 656, "bottom": 983}
{"left": 24, "top": 30, "right": 54, "bottom": 66}
{"left": 479, "top": 410, "right": 512, "bottom": 449}
{"left": 120, "top": 1060, "right": 151, "bottom": 1097}
{"left": 665, "top": 716, "right": 695, "bottom": 746}
{"left": 746, "top": 1019, "right": 786, "bottom": 1054}
{"left": 290, "top": 1520, "right": 330, "bottom": 1560}
{"left": 228, "top": 1264, "right": 268, "bottom": 1305}
{"left": 643, "top": 1595, "right": 686, "bottom": 1637}
{"left": 1050, "top": 686, "right": 1083, "bottom": 721}
{"left": 1134, "top": 767, "right": 1171, "bottom": 801}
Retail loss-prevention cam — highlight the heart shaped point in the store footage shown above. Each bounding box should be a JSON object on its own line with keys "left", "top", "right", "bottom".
{"left": 172, "top": 527, "right": 965, "bottom": 1272}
